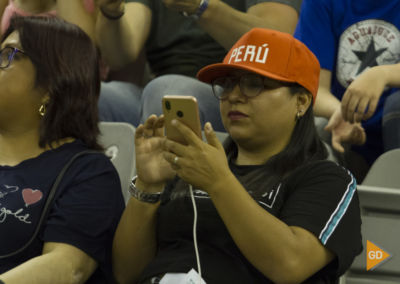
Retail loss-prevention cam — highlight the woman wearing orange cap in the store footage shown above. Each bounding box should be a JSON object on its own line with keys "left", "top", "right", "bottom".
{"left": 112, "top": 28, "right": 362, "bottom": 284}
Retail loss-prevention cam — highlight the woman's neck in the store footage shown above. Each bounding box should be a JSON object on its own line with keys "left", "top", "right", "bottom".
{"left": 0, "top": 128, "right": 45, "bottom": 166}
{"left": 233, "top": 125, "right": 294, "bottom": 166}
{"left": 14, "top": 0, "right": 56, "bottom": 13}
{"left": 0, "top": 130, "right": 75, "bottom": 167}
{"left": 235, "top": 141, "right": 287, "bottom": 166}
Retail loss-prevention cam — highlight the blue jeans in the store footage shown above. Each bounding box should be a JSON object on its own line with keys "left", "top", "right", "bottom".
{"left": 383, "top": 90, "right": 400, "bottom": 151}
{"left": 140, "top": 74, "right": 225, "bottom": 131}
{"left": 98, "top": 81, "right": 143, "bottom": 126}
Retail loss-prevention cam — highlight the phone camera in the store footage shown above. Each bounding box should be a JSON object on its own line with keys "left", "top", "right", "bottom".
{"left": 177, "top": 111, "right": 184, "bottom": 117}
{"left": 165, "top": 100, "right": 171, "bottom": 110}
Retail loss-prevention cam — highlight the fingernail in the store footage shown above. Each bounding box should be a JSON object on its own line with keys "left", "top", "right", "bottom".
{"left": 205, "top": 122, "right": 213, "bottom": 131}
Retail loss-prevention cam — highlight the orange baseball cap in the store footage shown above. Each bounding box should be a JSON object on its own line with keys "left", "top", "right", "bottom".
{"left": 197, "top": 28, "right": 320, "bottom": 101}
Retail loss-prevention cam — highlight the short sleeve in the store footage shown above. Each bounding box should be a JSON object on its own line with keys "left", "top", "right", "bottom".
{"left": 42, "top": 153, "right": 125, "bottom": 277}
{"left": 294, "top": 0, "right": 336, "bottom": 70}
{"left": 245, "top": 0, "right": 302, "bottom": 13}
{"left": 280, "top": 161, "right": 362, "bottom": 276}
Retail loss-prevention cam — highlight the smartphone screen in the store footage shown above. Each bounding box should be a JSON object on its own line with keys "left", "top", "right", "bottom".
{"left": 162, "top": 95, "right": 202, "bottom": 144}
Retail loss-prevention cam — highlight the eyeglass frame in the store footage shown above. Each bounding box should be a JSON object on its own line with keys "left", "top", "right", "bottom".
{"left": 0, "top": 46, "right": 27, "bottom": 69}
{"left": 211, "top": 73, "right": 294, "bottom": 100}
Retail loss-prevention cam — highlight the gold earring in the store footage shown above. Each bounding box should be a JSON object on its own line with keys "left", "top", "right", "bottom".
{"left": 39, "top": 104, "right": 46, "bottom": 117}
{"left": 296, "top": 110, "right": 302, "bottom": 121}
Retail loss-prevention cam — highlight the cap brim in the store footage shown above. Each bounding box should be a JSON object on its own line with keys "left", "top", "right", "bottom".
{"left": 197, "top": 62, "right": 297, "bottom": 84}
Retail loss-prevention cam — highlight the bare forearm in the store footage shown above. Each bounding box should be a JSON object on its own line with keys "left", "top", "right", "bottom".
{"left": 0, "top": 0, "right": 8, "bottom": 26}
{"left": 0, "top": 253, "right": 91, "bottom": 284}
{"left": 207, "top": 175, "right": 310, "bottom": 283}
{"left": 96, "top": 16, "right": 137, "bottom": 69}
{"left": 313, "top": 88, "right": 341, "bottom": 118}
{"left": 380, "top": 63, "right": 400, "bottom": 88}
{"left": 95, "top": 3, "right": 151, "bottom": 70}
{"left": 57, "top": 0, "right": 97, "bottom": 41}
{"left": 112, "top": 195, "right": 160, "bottom": 284}
{"left": 198, "top": 1, "right": 298, "bottom": 50}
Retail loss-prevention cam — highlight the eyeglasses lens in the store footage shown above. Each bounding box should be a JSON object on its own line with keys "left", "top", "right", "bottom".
{"left": 212, "top": 77, "right": 235, "bottom": 99}
{"left": 212, "top": 74, "right": 265, "bottom": 99}
{"left": 0, "top": 47, "right": 14, "bottom": 68}
{"left": 240, "top": 74, "right": 263, "bottom": 97}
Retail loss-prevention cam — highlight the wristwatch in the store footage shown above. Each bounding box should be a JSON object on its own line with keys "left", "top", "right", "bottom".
{"left": 129, "top": 176, "right": 162, "bottom": 203}
{"left": 182, "top": 0, "right": 209, "bottom": 20}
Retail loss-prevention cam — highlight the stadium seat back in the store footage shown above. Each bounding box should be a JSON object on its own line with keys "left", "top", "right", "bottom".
{"left": 98, "top": 122, "right": 136, "bottom": 203}
{"left": 362, "top": 149, "right": 400, "bottom": 188}
{"left": 340, "top": 185, "right": 400, "bottom": 284}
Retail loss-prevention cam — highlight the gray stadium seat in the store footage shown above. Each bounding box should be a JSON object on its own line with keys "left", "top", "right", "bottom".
{"left": 362, "top": 149, "right": 400, "bottom": 188}
{"left": 214, "top": 131, "right": 229, "bottom": 143}
{"left": 339, "top": 185, "right": 400, "bottom": 284}
{"left": 98, "top": 122, "right": 136, "bottom": 203}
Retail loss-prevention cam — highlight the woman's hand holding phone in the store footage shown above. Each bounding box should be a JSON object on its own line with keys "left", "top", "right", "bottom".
{"left": 161, "top": 95, "right": 232, "bottom": 192}
{"left": 162, "top": 120, "right": 233, "bottom": 194}
{"left": 135, "top": 115, "right": 176, "bottom": 192}
{"left": 136, "top": 96, "right": 230, "bottom": 194}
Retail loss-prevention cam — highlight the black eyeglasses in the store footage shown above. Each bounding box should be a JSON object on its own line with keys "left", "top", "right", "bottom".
{"left": 0, "top": 46, "right": 27, "bottom": 69}
{"left": 211, "top": 73, "right": 291, "bottom": 100}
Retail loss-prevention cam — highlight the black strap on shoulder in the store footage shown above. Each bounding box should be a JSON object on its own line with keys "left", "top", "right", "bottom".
{"left": 0, "top": 150, "right": 99, "bottom": 259}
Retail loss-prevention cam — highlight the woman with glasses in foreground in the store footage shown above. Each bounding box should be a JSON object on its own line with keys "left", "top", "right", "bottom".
{"left": 0, "top": 16, "right": 124, "bottom": 284}
{"left": 113, "top": 28, "right": 362, "bottom": 284}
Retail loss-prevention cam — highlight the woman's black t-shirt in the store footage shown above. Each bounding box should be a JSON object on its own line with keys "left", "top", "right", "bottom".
{"left": 139, "top": 160, "right": 362, "bottom": 283}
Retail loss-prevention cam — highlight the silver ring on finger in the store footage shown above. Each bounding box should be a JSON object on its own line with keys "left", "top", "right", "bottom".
{"left": 173, "top": 156, "right": 179, "bottom": 165}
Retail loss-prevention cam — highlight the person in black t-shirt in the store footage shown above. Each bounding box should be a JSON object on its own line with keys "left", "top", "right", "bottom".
{"left": 0, "top": 16, "right": 125, "bottom": 284}
{"left": 113, "top": 28, "right": 362, "bottom": 284}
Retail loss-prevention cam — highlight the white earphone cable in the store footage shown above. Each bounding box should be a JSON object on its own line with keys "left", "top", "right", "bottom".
{"left": 189, "top": 184, "right": 202, "bottom": 283}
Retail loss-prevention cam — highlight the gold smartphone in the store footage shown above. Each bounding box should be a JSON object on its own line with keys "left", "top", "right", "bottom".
{"left": 162, "top": 95, "right": 202, "bottom": 144}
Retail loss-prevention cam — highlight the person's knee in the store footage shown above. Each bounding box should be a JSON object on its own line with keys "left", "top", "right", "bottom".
{"left": 142, "top": 75, "right": 187, "bottom": 98}
{"left": 141, "top": 78, "right": 168, "bottom": 119}
{"left": 98, "top": 81, "right": 142, "bottom": 125}
{"left": 140, "top": 75, "right": 225, "bottom": 131}
{"left": 142, "top": 75, "right": 181, "bottom": 101}
{"left": 141, "top": 75, "right": 198, "bottom": 119}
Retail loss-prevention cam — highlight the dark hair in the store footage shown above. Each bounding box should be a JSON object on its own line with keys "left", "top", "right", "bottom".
{"left": 222, "top": 84, "right": 328, "bottom": 197}
{"left": 1, "top": 16, "right": 102, "bottom": 150}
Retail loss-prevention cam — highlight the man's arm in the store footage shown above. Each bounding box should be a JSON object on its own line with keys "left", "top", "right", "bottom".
{"left": 314, "top": 68, "right": 341, "bottom": 118}
{"left": 162, "top": 0, "right": 299, "bottom": 50}
{"left": 0, "top": 0, "right": 8, "bottom": 33}
{"left": 198, "top": 1, "right": 299, "bottom": 49}
{"left": 95, "top": 1, "right": 152, "bottom": 69}
{"left": 57, "top": 0, "right": 97, "bottom": 41}
{"left": 382, "top": 63, "right": 400, "bottom": 87}
{"left": 0, "top": 242, "right": 97, "bottom": 284}
{"left": 112, "top": 192, "right": 160, "bottom": 284}
{"left": 315, "top": 69, "right": 366, "bottom": 152}
{"left": 341, "top": 63, "right": 400, "bottom": 122}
